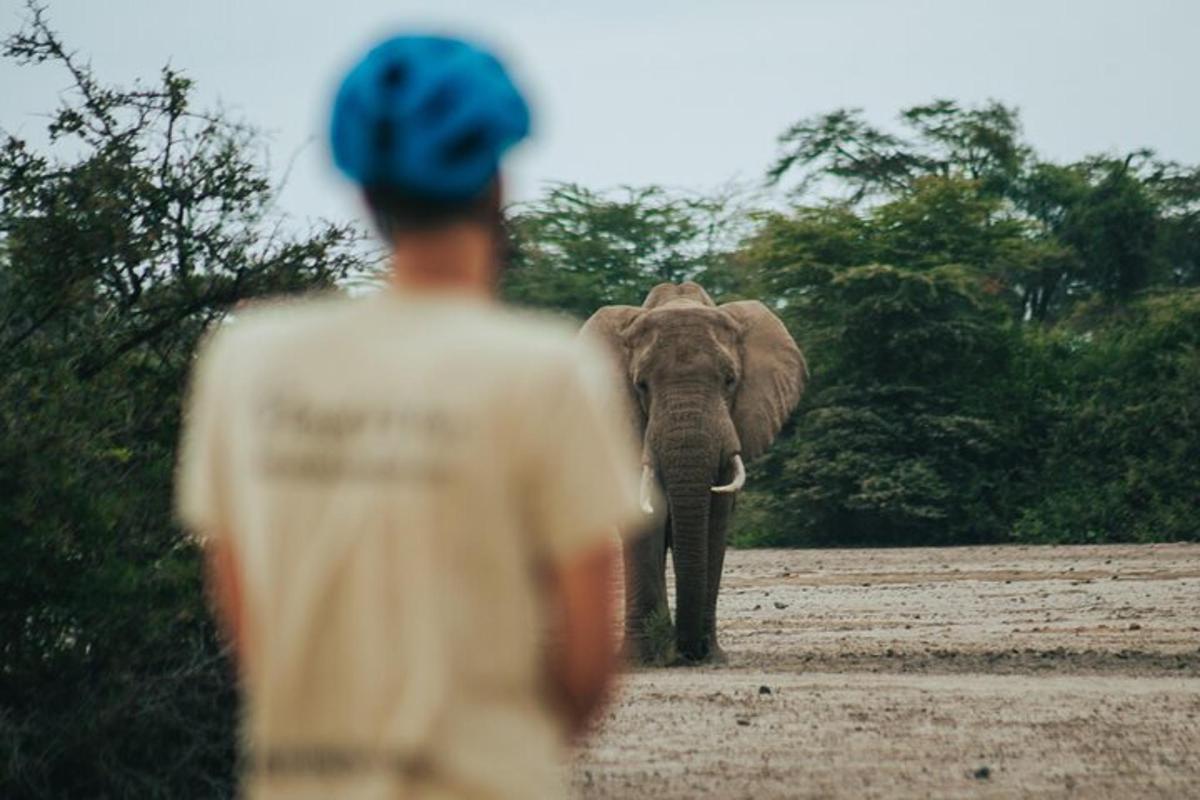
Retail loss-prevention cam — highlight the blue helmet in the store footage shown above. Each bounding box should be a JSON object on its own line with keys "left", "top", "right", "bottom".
{"left": 330, "top": 35, "right": 531, "bottom": 200}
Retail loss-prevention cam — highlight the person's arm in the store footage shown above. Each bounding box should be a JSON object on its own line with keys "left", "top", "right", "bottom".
{"left": 523, "top": 339, "right": 643, "bottom": 736}
{"left": 202, "top": 534, "right": 250, "bottom": 675}
{"left": 177, "top": 328, "right": 248, "bottom": 672}
{"left": 540, "top": 538, "right": 620, "bottom": 737}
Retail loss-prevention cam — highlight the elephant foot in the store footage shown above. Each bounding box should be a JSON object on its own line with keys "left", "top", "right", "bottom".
{"left": 673, "top": 635, "right": 726, "bottom": 666}
{"left": 671, "top": 652, "right": 712, "bottom": 667}
{"left": 624, "top": 638, "right": 672, "bottom": 671}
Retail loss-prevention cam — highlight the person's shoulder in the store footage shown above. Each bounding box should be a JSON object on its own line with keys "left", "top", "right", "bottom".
{"left": 480, "top": 306, "right": 624, "bottom": 400}
{"left": 194, "top": 291, "right": 352, "bottom": 370}
{"left": 474, "top": 305, "right": 589, "bottom": 361}
{"left": 231, "top": 290, "right": 352, "bottom": 337}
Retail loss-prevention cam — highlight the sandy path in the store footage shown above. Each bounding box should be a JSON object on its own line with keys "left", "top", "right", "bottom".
{"left": 572, "top": 544, "right": 1200, "bottom": 799}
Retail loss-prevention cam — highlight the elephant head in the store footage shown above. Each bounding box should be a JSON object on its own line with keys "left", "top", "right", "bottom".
{"left": 582, "top": 281, "right": 806, "bottom": 662}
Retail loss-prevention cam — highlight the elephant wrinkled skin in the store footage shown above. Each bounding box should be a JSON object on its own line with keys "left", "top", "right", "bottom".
{"left": 582, "top": 282, "right": 806, "bottom": 664}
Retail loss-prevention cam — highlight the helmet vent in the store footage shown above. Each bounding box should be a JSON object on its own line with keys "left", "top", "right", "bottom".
{"left": 442, "top": 126, "right": 486, "bottom": 163}
{"left": 381, "top": 62, "right": 408, "bottom": 88}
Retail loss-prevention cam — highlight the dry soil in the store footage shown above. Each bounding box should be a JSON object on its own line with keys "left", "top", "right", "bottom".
{"left": 571, "top": 543, "right": 1200, "bottom": 799}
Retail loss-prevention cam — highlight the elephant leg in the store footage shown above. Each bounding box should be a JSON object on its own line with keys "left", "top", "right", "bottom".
{"left": 704, "top": 493, "right": 735, "bottom": 663}
{"left": 622, "top": 513, "right": 669, "bottom": 664}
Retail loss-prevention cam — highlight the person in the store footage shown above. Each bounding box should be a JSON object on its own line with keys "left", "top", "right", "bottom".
{"left": 176, "top": 34, "right": 643, "bottom": 800}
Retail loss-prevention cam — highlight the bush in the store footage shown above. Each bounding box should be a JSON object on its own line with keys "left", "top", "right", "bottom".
{"left": 1013, "top": 291, "right": 1200, "bottom": 542}
{"left": 0, "top": 10, "right": 361, "bottom": 796}
{"left": 748, "top": 264, "right": 1016, "bottom": 547}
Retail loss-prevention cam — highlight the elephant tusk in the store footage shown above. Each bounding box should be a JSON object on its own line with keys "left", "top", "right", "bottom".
{"left": 711, "top": 454, "right": 746, "bottom": 494}
{"left": 640, "top": 464, "right": 656, "bottom": 514}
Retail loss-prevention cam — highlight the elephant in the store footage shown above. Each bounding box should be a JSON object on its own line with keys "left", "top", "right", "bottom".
{"left": 582, "top": 281, "right": 806, "bottom": 664}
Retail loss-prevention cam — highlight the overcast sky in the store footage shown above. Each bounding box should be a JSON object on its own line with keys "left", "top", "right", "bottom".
{"left": 2, "top": 0, "right": 1197, "bottom": 229}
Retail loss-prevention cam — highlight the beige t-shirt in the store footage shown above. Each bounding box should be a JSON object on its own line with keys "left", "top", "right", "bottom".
{"left": 176, "top": 289, "right": 642, "bottom": 800}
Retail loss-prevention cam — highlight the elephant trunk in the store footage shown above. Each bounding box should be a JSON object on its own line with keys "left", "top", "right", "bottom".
{"left": 665, "top": 480, "right": 713, "bottom": 661}
{"left": 647, "top": 390, "right": 736, "bottom": 662}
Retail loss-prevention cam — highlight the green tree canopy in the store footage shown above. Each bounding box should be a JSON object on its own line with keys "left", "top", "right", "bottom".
{"left": 767, "top": 100, "right": 1200, "bottom": 320}
{"left": 502, "top": 183, "right": 757, "bottom": 316}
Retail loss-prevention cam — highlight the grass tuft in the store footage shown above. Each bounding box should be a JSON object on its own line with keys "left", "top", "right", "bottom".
{"left": 641, "top": 605, "right": 677, "bottom": 667}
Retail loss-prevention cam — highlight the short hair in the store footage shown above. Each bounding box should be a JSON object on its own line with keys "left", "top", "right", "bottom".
{"left": 363, "top": 178, "right": 502, "bottom": 238}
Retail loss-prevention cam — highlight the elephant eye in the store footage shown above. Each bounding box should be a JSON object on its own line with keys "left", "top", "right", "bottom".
{"left": 635, "top": 379, "right": 649, "bottom": 394}
{"left": 724, "top": 374, "right": 737, "bottom": 389}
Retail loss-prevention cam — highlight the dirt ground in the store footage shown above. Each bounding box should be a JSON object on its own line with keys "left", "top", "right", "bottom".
{"left": 571, "top": 543, "right": 1200, "bottom": 799}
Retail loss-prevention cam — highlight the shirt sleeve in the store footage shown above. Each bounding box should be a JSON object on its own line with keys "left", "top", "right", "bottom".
{"left": 175, "top": 327, "right": 235, "bottom": 543}
{"left": 522, "top": 337, "right": 645, "bottom": 564}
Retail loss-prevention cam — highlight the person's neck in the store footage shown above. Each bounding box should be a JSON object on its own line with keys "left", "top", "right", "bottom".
{"left": 388, "top": 222, "right": 496, "bottom": 299}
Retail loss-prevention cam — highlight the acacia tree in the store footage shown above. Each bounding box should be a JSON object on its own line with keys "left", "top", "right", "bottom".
{"left": 767, "top": 100, "right": 1028, "bottom": 203}
{"left": 501, "top": 182, "right": 758, "bottom": 318}
{"left": 767, "top": 100, "right": 1198, "bottom": 320}
{"left": 1146, "top": 159, "right": 1200, "bottom": 287}
{"left": 0, "top": 6, "right": 363, "bottom": 796}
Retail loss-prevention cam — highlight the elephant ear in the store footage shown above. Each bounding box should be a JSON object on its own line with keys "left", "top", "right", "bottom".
{"left": 720, "top": 300, "right": 807, "bottom": 461}
{"left": 579, "top": 305, "right": 645, "bottom": 435}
